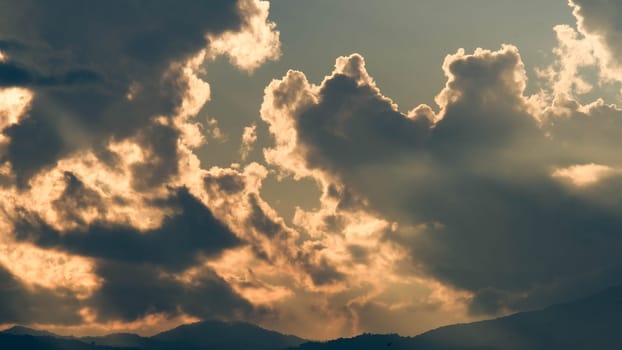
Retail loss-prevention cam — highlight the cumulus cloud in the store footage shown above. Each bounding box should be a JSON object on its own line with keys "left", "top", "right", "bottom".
{"left": 569, "top": 0, "right": 622, "bottom": 84}
{"left": 260, "top": 41, "right": 622, "bottom": 320}
{"left": 0, "top": 2, "right": 227, "bottom": 185}
{"left": 0, "top": 0, "right": 283, "bottom": 332}
{"left": 0, "top": 0, "right": 461, "bottom": 339}
{"left": 535, "top": 0, "right": 622, "bottom": 111}
{"left": 207, "top": 0, "right": 281, "bottom": 72}
{"left": 192, "top": 158, "right": 451, "bottom": 339}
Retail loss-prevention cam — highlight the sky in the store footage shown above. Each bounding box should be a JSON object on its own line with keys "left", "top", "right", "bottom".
{"left": 1, "top": 0, "right": 622, "bottom": 341}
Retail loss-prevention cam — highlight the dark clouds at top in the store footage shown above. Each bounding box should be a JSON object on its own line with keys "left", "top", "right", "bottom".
{"left": 0, "top": 0, "right": 273, "bottom": 328}
{"left": 0, "top": 0, "right": 242, "bottom": 186}
{"left": 0, "top": 61, "right": 101, "bottom": 88}
{"left": 296, "top": 55, "right": 432, "bottom": 172}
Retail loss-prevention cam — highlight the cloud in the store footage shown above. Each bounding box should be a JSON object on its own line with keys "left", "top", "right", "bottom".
{"left": 0, "top": 264, "right": 83, "bottom": 324}
{"left": 569, "top": 0, "right": 622, "bottom": 83}
{"left": 240, "top": 124, "right": 257, "bottom": 161}
{"left": 0, "top": 0, "right": 272, "bottom": 186}
{"left": 0, "top": 0, "right": 282, "bottom": 334}
{"left": 12, "top": 187, "right": 241, "bottom": 272}
{"left": 201, "top": 163, "right": 347, "bottom": 290}
{"left": 207, "top": 0, "right": 281, "bottom": 72}
{"left": 552, "top": 163, "right": 616, "bottom": 186}
{"left": 535, "top": 23, "right": 597, "bottom": 105}
{"left": 0, "top": 61, "right": 100, "bottom": 88}
{"left": 88, "top": 261, "right": 255, "bottom": 323}
{"left": 260, "top": 44, "right": 622, "bottom": 318}
{"left": 196, "top": 160, "right": 446, "bottom": 339}
{"left": 536, "top": 0, "right": 622, "bottom": 108}
{"left": 0, "top": 87, "right": 31, "bottom": 153}
{"left": 3, "top": 182, "right": 254, "bottom": 324}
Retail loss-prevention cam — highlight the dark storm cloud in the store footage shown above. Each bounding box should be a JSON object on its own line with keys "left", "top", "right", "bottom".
{"left": 0, "top": 265, "right": 82, "bottom": 324}
{"left": 306, "top": 257, "right": 346, "bottom": 287}
{"left": 8, "top": 183, "right": 256, "bottom": 323}
{"left": 0, "top": 61, "right": 101, "bottom": 87}
{"left": 204, "top": 172, "right": 246, "bottom": 195}
{"left": 291, "top": 50, "right": 534, "bottom": 170}
{"left": 293, "top": 49, "right": 541, "bottom": 168}
{"left": 0, "top": 0, "right": 280, "bottom": 332}
{"left": 0, "top": 255, "right": 256, "bottom": 326}
{"left": 247, "top": 194, "right": 282, "bottom": 238}
{"left": 131, "top": 123, "right": 181, "bottom": 190}
{"left": 262, "top": 47, "right": 622, "bottom": 315}
{"left": 14, "top": 187, "right": 241, "bottom": 272}
{"left": 0, "top": 0, "right": 243, "bottom": 186}
{"left": 0, "top": 39, "right": 25, "bottom": 51}
{"left": 90, "top": 261, "right": 254, "bottom": 322}
{"left": 52, "top": 171, "right": 106, "bottom": 227}
{"left": 545, "top": 99, "right": 622, "bottom": 167}
{"left": 408, "top": 175, "right": 622, "bottom": 315}
{"left": 346, "top": 245, "right": 370, "bottom": 264}
{"left": 296, "top": 67, "right": 432, "bottom": 173}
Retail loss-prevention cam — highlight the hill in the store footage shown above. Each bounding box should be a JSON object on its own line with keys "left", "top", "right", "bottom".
{"left": 1, "top": 320, "right": 305, "bottom": 350}
{"left": 152, "top": 320, "right": 306, "bottom": 350}
{"left": 289, "top": 285, "right": 622, "bottom": 350}
{"left": 2, "top": 286, "right": 621, "bottom": 350}
{"left": 0, "top": 332, "right": 139, "bottom": 350}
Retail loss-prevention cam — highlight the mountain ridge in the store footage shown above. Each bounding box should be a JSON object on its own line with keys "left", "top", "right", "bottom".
{"left": 290, "top": 284, "right": 622, "bottom": 350}
{"left": 2, "top": 285, "right": 621, "bottom": 350}
{"left": 2, "top": 325, "right": 61, "bottom": 338}
{"left": 1, "top": 319, "right": 306, "bottom": 350}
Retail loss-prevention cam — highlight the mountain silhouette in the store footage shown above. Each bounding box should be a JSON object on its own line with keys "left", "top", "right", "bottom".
{"left": 408, "top": 285, "right": 622, "bottom": 350}
{"left": 1, "top": 286, "right": 621, "bottom": 350}
{"left": 0, "top": 332, "right": 139, "bottom": 350}
{"left": 151, "top": 320, "right": 306, "bottom": 350}
{"left": 290, "top": 285, "right": 622, "bottom": 350}
{"left": 80, "top": 333, "right": 153, "bottom": 349}
{"left": 1, "top": 320, "right": 305, "bottom": 350}
{"left": 2, "top": 325, "right": 61, "bottom": 338}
